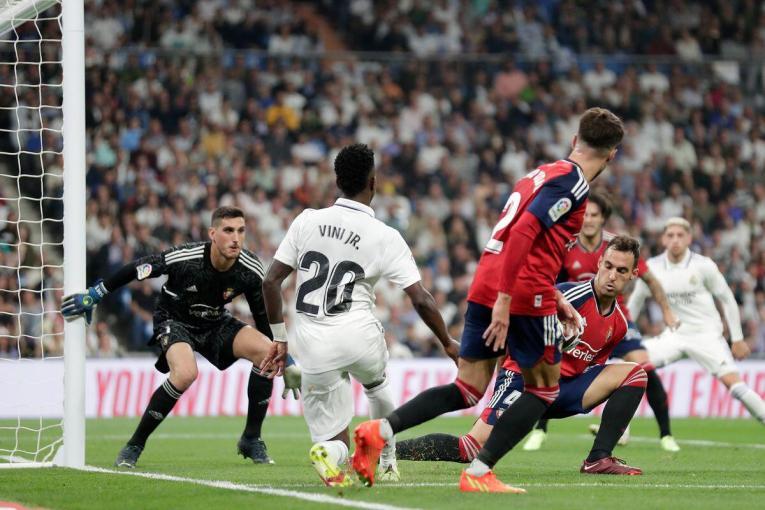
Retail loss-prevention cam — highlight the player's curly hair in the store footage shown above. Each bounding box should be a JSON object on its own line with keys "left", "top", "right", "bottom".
{"left": 578, "top": 107, "right": 624, "bottom": 153}
{"left": 606, "top": 235, "right": 640, "bottom": 268}
{"left": 334, "top": 143, "right": 375, "bottom": 197}
{"left": 588, "top": 191, "right": 613, "bottom": 220}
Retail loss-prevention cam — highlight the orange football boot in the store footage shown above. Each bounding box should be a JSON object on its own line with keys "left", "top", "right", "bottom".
{"left": 351, "top": 420, "right": 387, "bottom": 487}
{"left": 459, "top": 470, "right": 527, "bottom": 494}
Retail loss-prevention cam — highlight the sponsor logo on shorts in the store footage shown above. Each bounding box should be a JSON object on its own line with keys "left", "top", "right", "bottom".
{"left": 136, "top": 263, "right": 153, "bottom": 280}
{"left": 548, "top": 197, "right": 572, "bottom": 222}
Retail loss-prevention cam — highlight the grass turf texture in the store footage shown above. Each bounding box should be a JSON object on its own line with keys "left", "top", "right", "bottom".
{"left": 1, "top": 417, "right": 763, "bottom": 509}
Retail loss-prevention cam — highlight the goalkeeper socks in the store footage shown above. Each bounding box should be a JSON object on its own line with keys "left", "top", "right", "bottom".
{"left": 128, "top": 379, "right": 183, "bottom": 447}
{"left": 364, "top": 379, "right": 396, "bottom": 462}
{"left": 397, "top": 434, "right": 463, "bottom": 462}
{"left": 730, "top": 382, "right": 765, "bottom": 423}
{"left": 645, "top": 368, "right": 672, "bottom": 437}
{"left": 243, "top": 369, "right": 273, "bottom": 439}
{"left": 587, "top": 386, "right": 644, "bottom": 462}
{"left": 535, "top": 418, "right": 549, "bottom": 433}
{"left": 475, "top": 391, "right": 551, "bottom": 469}
{"left": 386, "top": 379, "right": 482, "bottom": 434}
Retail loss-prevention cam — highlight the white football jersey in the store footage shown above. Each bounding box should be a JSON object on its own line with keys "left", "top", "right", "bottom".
{"left": 273, "top": 198, "right": 421, "bottom": 373}
{"left": 627, "top": 249, "right": 743, "bottom": 341}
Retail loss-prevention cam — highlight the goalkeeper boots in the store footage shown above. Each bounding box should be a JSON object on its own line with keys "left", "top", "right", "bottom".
{"left": 660, "top": 435, "right": 681, "bottom": 452}
{"left": 114, "top": 444, "right": 143, "bottom": 469}
{"left": 237, "top": 436, "right": 274, "bottom": 465}
{"left": 310, "top": 443, "right": 353, "bottom": 487}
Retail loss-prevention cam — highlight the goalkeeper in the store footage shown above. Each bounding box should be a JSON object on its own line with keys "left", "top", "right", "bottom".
{"left": 398, "top": 239, "right": 647, "bottom": 475}
{"left": 62, "top": 206, "right": 300, "bottom": 468}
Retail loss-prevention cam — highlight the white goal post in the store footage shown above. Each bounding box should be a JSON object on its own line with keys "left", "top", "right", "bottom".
{"left": 0, "top": 0, "right": 85, "bottom": 468}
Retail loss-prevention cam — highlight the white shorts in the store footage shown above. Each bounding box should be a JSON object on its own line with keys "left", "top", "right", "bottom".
{"left": 642, "top": 329, "right": 738, "bottom": 377}
{"left": 301, "top": 340, "right": 389, "bottom": 442}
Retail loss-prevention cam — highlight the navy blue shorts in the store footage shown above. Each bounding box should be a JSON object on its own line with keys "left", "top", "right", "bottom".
{"left": 609, "top": 320, "right": 644, "bottom": 359}
{"left": 507, "top": 314, "right": 562, "bottom": 369}
{"left": 459, "top": 302, "right": 508, "bottom": 360}
{"left": 480, "top": 365, "right": 607, "bottom": 424}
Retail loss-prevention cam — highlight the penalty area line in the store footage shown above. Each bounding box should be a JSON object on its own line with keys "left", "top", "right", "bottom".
{"left": 371, "top": 482, "right": 765, "bottom": 490}
{"left": 81, "top": 466, "right": 418, "bottom": 510}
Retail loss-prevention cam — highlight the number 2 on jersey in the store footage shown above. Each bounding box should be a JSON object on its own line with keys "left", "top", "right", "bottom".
{"left": 485, "top": 192, "right": 521, "bottom": 254}
{"left": 295, "top": 250, "right": 365, "bottom": 316}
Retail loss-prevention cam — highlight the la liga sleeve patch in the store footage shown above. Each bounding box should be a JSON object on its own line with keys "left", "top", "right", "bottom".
{"left": 548, "top": 197, "right": 572, "bottom": 223}
{"left": 136, "top": 263, "right": 153, "bottom": 280}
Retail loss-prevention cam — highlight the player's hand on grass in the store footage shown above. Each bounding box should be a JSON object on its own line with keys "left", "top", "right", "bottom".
{"left": 442, "top": 337, "right": 460, "bottom": 365}
{"left": 260, "top": 341, "right": 287, "bottom": 378}
{"left": 61, "top": 279, "right": 108, "bottom": 325}
{"left": 731, "top": 341, "right": 751, "bottom": 361}
{"left": 484, "top": 293, "right": 510, "bottom": 352}
{"left": 282, "top": 364, "right": 301, "bottom": 399}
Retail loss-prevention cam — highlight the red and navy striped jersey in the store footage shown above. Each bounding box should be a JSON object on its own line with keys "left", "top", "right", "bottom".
{"left": 468, "top": 159, "right": 589, "bottom": 316}
{"left": 559, "top": 230, "right": 648, "bottom": 321}
{"left": 503, "top": 279, "right": 629, "bottom": 377}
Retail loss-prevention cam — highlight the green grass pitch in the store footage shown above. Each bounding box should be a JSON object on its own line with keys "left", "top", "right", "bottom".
{"left": 1, "top": 416, "right": 764, "bottom": 509}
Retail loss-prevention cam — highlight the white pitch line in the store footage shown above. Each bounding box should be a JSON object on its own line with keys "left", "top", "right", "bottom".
{"left": 574, "top": 434, "right": 765, "bottom": 450}
{"left": 81, "top": 466, "right": 418, "bottom": 510}
{"left": 360, "top": 482, "right": 765, "bottom": 490}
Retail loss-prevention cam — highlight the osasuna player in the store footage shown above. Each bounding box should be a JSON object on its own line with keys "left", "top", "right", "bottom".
{"left": 260, "top": 143, "right": 458, "bottom": 487}
{"left": 629, "top": 217, "right": 765, "bottom": 426}
{"left": 62, "top": 207, "right": 296, "bottom": 468}
{"left": 351, "top": 107, "right": 624, "bottom": 492}
{"left": 398, "top": 236, "right": 646, "bottom": 475}
{"left": 524, "top": 192, "right": 681, "bottom": 452}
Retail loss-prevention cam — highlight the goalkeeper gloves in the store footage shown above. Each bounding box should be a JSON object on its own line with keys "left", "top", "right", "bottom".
{"left": 282, "top": 364, "right": 302, "bottom": 400}
{"left": 61, "top": 279, "right": 108, "bottom": 325}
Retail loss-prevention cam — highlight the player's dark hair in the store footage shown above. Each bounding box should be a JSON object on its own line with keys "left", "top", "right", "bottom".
{"left": 578, "top": 107, "right": 624, "bottom": 152}
{"left": 605, "top": 235, "right": 640, "bottom": 269}
{"left": 211, "top": 206, "right": 245, "bottom": 226}
{"left": 334, "top": 143, "right": 375, "bottom": 197}
{"left": 588, "top": 191, "right": 612, "bottom": 220}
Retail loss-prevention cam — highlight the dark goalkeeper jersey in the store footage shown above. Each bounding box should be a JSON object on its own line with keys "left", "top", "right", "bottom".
{"left": 121, "top": 241, "right": 271, "bottom": 336}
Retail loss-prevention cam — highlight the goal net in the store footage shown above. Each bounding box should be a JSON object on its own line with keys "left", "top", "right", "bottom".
{"left": 0, "top": 0, "right": 85, "bottom": 468}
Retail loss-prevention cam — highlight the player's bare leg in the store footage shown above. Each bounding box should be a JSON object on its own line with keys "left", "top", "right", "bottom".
{"left": 719, "top": 372, "right": 765, "bottom": 425}
{"left": 116, "top": 342, "right": 198, "bottom": 468}
{"left": 580, "top": 363, "right": 645, "bottom": 475}
{"left": 232, "top": 326, "right": 278, "bottom": 464}
{"left": 353, "top": 357, "right": 491, "bottom": 486}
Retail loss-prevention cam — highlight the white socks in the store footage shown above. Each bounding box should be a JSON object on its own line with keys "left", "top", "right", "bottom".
{"left": 465, "top": 458, "right": 491, "bottom": 477}
{"left": 365, "top": 380, "right": 396, "bottom": 463}
{"left": 730, "top": 382, "right": 765, "bottom": 423}
{"left": 316, "top": 440, "right": 349, "bottom": 466}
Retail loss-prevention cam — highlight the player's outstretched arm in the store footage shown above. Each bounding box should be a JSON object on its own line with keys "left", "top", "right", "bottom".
{"left": 641, "top": 270, "right": 680, "bottom": 330}
{"left": 260, "top": 259, "right": 294, "bottom": 375}
{"left": 403, "top": 282, "right": 460, "bottom": 364}
{"left": 702, "top": 259, "right": 747, "bottom": 356}
{"left": 61, "top": 254, "right": 165, "bottom": 324}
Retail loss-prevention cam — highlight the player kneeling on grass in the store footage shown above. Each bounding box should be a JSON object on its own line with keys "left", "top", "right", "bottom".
{"left": 61, "top": 207, "right": 299, "bottom": 468}
{"left": 398, "top": 236, "right": 647, "bottom": 477}
{"left": 260, "top": 143, "right": 458, "bottom": 488}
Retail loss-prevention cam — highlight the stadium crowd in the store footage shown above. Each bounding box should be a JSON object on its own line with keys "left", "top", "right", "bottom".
{"left": 2, "top": 0, "right": 765, "bottom": 359}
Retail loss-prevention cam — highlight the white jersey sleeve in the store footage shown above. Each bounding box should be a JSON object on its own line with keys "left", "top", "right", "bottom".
{"left": 273, "top": 211, "right": 309, "bottom": 268}
{"left": 627, "top": 276, "right": 650, "bottom": 321}
{"left": 700, "top": 258, "right": 744, "bottom": 342}
{"left": 380, "top": 228, "right": 421, "bottom": 289}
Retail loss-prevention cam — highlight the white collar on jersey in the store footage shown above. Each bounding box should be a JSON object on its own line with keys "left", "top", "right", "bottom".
{"left": 334, "top": 197, "right": 375, "bottom": 217}
{"left": 664, "top": 249, "right": 692, "bottom": 269}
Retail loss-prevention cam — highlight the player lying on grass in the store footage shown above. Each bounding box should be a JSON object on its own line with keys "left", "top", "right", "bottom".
{"left": 397, "top": 236, "right": 646, "bottom": 476}
{"left": 629, "top": 217, "right": 765, "bottom": 426}
{"left": 351, "top": 107, "right": 624, "bottom": 492}
{"left": 524, "top": 192, "right": 680, "bottom": 453}
{"left": 62, "top": 206, "right": 298, "bottom": 468}
{"left": 260, "top": 143, "right": 459, "bottom": 487}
